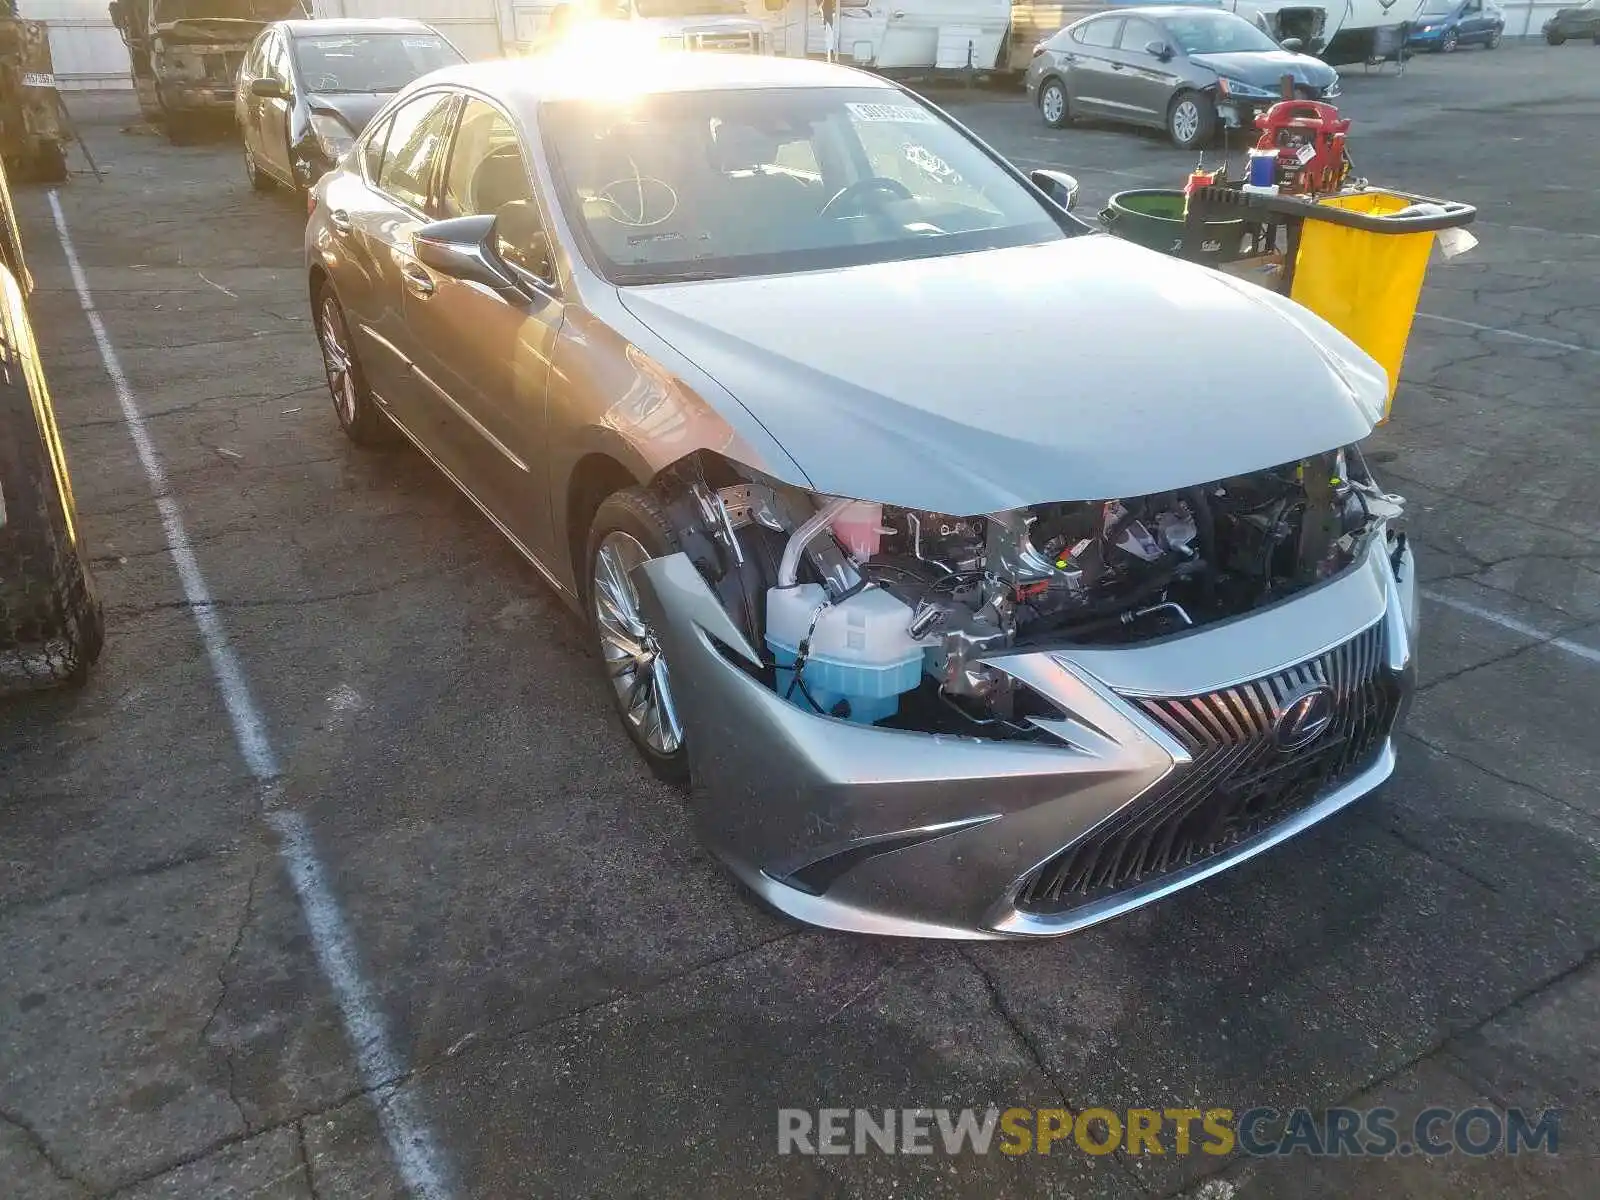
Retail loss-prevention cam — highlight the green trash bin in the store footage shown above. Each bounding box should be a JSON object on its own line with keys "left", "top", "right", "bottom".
{"left": 1099, "top": 190, "right": 1247, "bottom": 264}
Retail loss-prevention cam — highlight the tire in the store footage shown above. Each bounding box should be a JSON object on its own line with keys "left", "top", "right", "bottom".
{"left": 1486, "top": 26, "right": 1503, "bottom": 48}
{"left": 1168, "top": 90, "right": 1216, "bottom": 151}
{"left": 244, "top": 142, "right": 273, "bottom": 192}
{"left": 0, "top": 272, "right": 104, "bottom": 690}
{"left": 1440, "top": 29, "right": 1459, "bottom": 52}
{"left": 586, "top": 487, "right": 689, "bottom": 784}
{"left": 1546, "top": 30, "right": 1565, "bottom": 44}
{"left": 164, "top": 112, "right": 193, "bottom": 145}
{"left": 33, "top": 142, "right": 68, "bottom": 184}
{"left": 1038, "top": 78, "right": 1070, "bottom": 129}
{"left": 313, "top": 283, "right": 392, "bottom": 446}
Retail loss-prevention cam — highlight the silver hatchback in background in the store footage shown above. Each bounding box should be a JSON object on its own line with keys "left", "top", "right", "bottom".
{"left": 1026, "top": 6, "right": 1340, "bottom": 149}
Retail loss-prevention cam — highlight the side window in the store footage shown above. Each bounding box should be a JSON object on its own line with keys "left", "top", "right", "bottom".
{"left": 1076, "top": 18, "right": 1121, "bottom": 48}
{"left": 243, "top": 32, "right": 266, "bottom": 78}
{"left": 267, "top": 34, "right": 290, "bottom": 85}
{"left": 363, "top": 114, "right": 394, "bottom": 182}
{"left": 439, "top": 98, "right": 532, "bottom": 220}
{"left": 1119, "top": 18, "right": 1163, "bottom": 51}
{"left": 377, "top": 92, "right": 456, "bottom": 212}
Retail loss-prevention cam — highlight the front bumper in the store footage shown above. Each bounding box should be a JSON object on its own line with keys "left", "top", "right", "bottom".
{"left": 1406, "top": 26, "right": 1450, "bottom": 45}
{"left": 636, "top": 532, "right": 1418, "bottom": 939}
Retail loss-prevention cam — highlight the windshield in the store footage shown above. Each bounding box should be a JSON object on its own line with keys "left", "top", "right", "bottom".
{"left": 632, "top": 0, "right": 749, "bottom": 15}
{"left": 292, "top": 33, "right": 464, "bottom": 94}
{"left": 1163, "top": 12, "right": 1281, "bottom": 53}
{"left": 1419, "top": 0, "right": 1453, "bottom": 12}
{"left": 541, "top": 86, "right": 1068, "bottom": 285}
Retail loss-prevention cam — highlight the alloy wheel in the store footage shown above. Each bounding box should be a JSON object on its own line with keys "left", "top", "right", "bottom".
{"left": 1172, "top": 100, "right": 1201, "bottom": 145}
{"left": 1441, "top": 29, "right": 1459, "bottom": 51}
{"left": 1041, "top": 83, "right": 1066, "bottom": 125}
{"left": 317, "top": 296, "right": 358, "bottom": 429}
{"left": 593, "top": 530, "right": 682, "bottom": 755}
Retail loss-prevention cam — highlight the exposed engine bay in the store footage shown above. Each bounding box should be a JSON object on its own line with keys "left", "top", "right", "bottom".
{"left": 656, "top": 446, "right": 1406, "bottom": 738}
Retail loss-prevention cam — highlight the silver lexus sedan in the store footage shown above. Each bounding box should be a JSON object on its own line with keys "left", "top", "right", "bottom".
{"left": 305, "top": 52, "right": 1417, "bottom": 939}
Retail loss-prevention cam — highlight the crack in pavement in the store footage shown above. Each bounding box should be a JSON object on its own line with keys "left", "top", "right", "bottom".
{"left": 0, "top": 1104, "right": 93, "bottom": 1195}
{"left": 295, "top": 1120, "right": 321, "bottom": 1200}
{"left": 200, "top": 853, "right": 266, "bottom": 1136}
{"left": 1399, "top": 730, "right": 1595, "bottom": 826}
{"left": 1153, "top": 939, "right": 1600, "bottom": 1200}
{"left": 954, "top": 946, "right": 1150, "bottom": 1191}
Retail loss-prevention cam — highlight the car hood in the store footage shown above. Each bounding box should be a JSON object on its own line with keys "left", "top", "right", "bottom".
{"left": 1190, "top": 50, "right": 1339, "bottom": 88}
{"left": 617, "top": 236, "right": 1388, "bottom": 514}
{"left": 156, "top": 17, "right": 270, "bottom": 42}
{"left": 304, "top": 91, "right": 388, "bottom": 134}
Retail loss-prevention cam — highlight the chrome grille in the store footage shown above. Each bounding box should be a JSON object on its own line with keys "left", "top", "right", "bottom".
{"left": 1016, "top": 621, "right": 1399, "bottom": 913}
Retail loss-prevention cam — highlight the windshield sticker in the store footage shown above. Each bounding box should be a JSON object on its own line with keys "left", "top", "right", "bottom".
{"left": 902, "top": 144, "right": 961, "bottom": 185}
{"left": 846, "top": 102, "right": 935, "bottom": 125}
{"left": 403, "top": 37, "right": 444, "bottom": 49}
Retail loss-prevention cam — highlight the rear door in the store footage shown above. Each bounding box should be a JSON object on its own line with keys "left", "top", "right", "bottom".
{"left": 1064, "top": 17, "right": 1124, "bottom": 117}
{"left": 400, "top": 94, "right": 563, "bottom": 559}
{"left": 1110, "top": 16, "right": 1184, "bottom": 124}
{"left": 341, "top": 89, "right": 460, "bottom": 432}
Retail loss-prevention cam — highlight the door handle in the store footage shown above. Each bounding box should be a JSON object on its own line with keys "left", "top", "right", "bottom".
{"left": 328, "top": 208, "right": 352, "bottom": 235}
{"left": 401, "top": 262, "right": 436, "bottom": 298}
{"left": 1110, "top": 63, "right": 1124, "bottom": 70}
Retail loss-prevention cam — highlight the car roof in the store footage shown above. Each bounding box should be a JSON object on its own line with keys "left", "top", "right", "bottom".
{"left": 281, "top": 18, "right": 443, "bottom": 39}
{"left": 418, "top": 52, "right": 898, "bottom": 104}
{"left": 1079, "top": 4, "right": 1229, "bottom": 17}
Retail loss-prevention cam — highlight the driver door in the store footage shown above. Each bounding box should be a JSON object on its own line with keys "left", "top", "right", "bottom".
{"left": 257, "top": 32, "right": 294, "bottom": 185}
{"left": 1111, "top": 17, "right": 1182, "bottom": 124}
{"left": 401, "top": 97, "right": 562, "bottom": 561}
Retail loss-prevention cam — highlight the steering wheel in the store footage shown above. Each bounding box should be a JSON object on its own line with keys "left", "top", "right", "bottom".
{"left": 819, "top": 176, "right": 914, "bottom": 219}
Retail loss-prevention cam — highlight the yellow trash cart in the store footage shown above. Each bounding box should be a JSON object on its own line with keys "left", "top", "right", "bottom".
{"left": 1179, "top": 184, "right": 1476, "bottom": 420}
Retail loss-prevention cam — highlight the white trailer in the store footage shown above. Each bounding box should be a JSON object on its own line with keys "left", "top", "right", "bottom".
{"left": 773, "top": 0, "right": 1009, "bottom": 70}
{"left": 1312, "top": 0, "right": 1425, "bottom": 63}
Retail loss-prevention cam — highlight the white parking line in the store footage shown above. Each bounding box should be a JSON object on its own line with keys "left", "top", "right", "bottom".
{"left": 1414, "top": 312, "right": 1600, "bottom": 357}
{"left": 1423, "top": 589, "right": 1600, "bottom": 667}
{"left": 47, "top": 193, "right": 454, "bottom": 1200}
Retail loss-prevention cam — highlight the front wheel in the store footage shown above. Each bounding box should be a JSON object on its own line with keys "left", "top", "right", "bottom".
{"left": 1038, "top": 78, "right": 1070, "bottom": 129}
{"left": 1441, "top": 29, "right": 1459, "bottom": 51}
{"left": 586, "top": 488, "right": 689, "bottom": 784}
{"left": 244, "top": 142, "right": 272, "bottom": 192}
{"left": 1486, "top": 26, "right": 1503, "bottom": 48}
{"left": 1546, "top": 30, "right": 1565, "bottom": 44}
{"left": 1168, "top": 91, "right": 1215, "bottom": 151}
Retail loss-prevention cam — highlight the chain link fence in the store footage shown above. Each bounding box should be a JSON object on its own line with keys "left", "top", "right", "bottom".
{"left": 0, "top": 159, "right": 102, "bottom": 690}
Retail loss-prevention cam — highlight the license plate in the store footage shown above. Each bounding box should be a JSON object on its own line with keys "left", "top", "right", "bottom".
{"left": 22, "top": 72, "right": 57, "bottom": 89}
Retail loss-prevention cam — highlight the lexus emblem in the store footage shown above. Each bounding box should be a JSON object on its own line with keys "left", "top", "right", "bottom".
{"left": 1274, "top": 683, "right": 1336, "bottom": 751}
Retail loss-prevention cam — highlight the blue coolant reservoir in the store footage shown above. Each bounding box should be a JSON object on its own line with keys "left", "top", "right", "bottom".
{"left": 765, "top": 583, "right": 924, "bottom": 724}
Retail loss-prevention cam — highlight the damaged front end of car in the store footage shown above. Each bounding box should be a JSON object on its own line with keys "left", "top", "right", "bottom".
{"left": 629, "top": 446, "right": 1417, "bottom": 938}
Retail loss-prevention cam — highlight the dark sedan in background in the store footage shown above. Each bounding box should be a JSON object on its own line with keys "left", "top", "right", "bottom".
{"left": 236, "top": 18, "right": 464, "bottom": 194}
{"left": 1406, "top": 0, "right": 1505, "bottom": 51}
{"left": 1026, "top": 6, "right": 1339, "bottom": 149}
{"left": 1543, "top": 0, "right": 1600, "bottom": 43}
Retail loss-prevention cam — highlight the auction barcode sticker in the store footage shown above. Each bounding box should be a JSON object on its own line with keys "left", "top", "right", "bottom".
{"left": 846, "top": 102, "right": 934, "bottom": 124}
{"left": 22, "top": 72, "right": 57, "bottom": 89}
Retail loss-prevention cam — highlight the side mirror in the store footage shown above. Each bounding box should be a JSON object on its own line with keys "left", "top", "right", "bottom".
{"left": 250, "top": 77, "right": 288, "bottom": 99}
{"left": 493, "top": 200, "right": 556, "bottom": 283}
{"left": 1029, "top": 167, "right": 1080, "bottom": 213}
{"left": 1280, "top": 36, "right": 1305, "bottom": 52}
{"left": 1145, "top": 39, "right": 1172, "bottom": 60}
{"left": 415, "top": 215, "right": 522, "bottom": 291}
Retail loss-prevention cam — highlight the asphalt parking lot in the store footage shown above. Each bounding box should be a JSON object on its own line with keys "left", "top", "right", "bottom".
{"left": 2, "top": 42, "right": 1597, "bottom": 1200}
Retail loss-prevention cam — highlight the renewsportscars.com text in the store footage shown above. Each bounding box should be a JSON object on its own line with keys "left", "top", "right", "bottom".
{"left": 777, "top": 1106, "right": 1561, "bottom": 1158}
